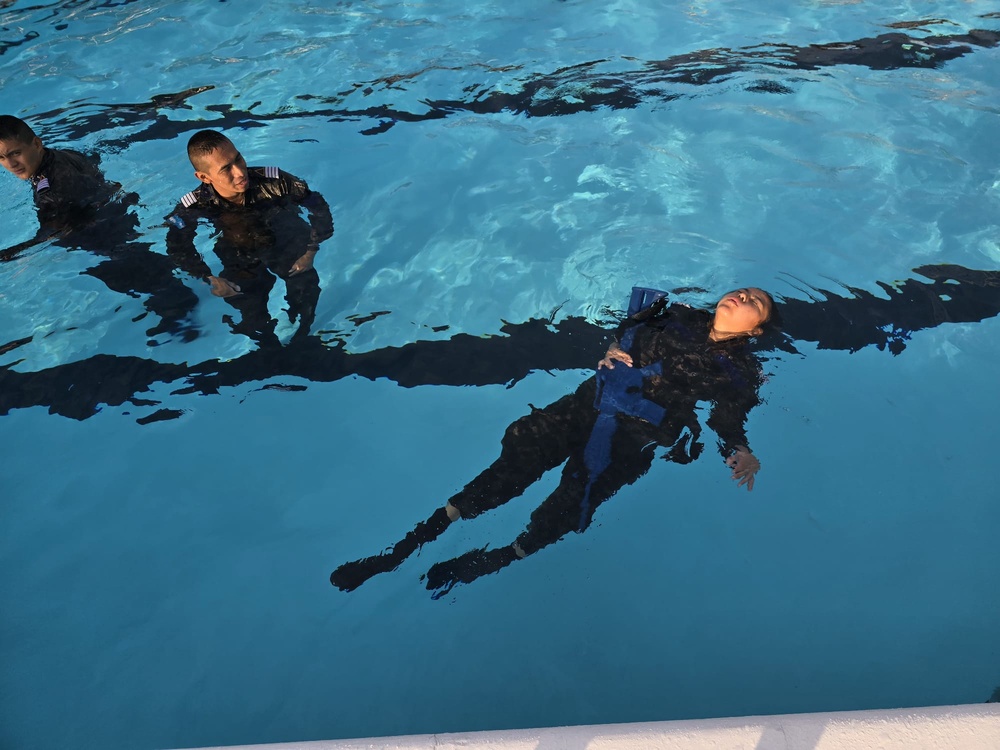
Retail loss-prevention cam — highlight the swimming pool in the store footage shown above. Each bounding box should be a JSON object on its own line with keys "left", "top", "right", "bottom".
{"left": 2, "top": 1, "right": 999, "bottom": 748}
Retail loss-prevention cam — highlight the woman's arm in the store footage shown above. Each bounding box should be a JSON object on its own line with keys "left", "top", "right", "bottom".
{"left": 598, "top": 340, "right": 633, "bottom": 369}
{"left": 599, "top": 295, "right": 671, "bottom": 369}
{"left": 725, "top": 445, "right": 760, "bottom": 491}
{"left": 707, "top": 352, "right": 765, "bottom": 491}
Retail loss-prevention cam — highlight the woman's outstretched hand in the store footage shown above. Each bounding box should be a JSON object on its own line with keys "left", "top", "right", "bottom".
{"left": 726, "top": 445, "right": 760, "bottom": 491}
{"left": 598, "top": 341, "right": 633, "bottom": 370}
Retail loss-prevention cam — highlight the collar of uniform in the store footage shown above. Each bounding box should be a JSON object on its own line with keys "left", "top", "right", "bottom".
{"left": 30, "top": 147, "right": 55, "bottom": 188}
{"left": 205, "top": 179, "right": 253, "bottom": 207}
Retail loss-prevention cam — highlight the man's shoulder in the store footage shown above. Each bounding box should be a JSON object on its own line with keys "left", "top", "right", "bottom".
{"left": 166, "top": 184, "right": 215, "bottom": 231}
{"left": 46, "top": 148, "right": 103, "bottom": 177}
{"left": 250, "top": 165, "right": 310, "bottom": 197}
{"left": 32, "top": 148, "right": 107, "bottom": 202}
{"left": 175, "top": 183, "right": 214, "bottom": 209}
{"left": 45, "top": 146, "right": 92, "bottom": 164}
{"left": 250, "top": 165, "right": 283, "bottom": 181}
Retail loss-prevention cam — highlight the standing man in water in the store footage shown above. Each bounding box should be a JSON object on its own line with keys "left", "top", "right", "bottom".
{"left": 165, "top": 130, "right": 334, "bottom": 347}
{"left": 0, "top": 114, "right": 199, "bottom": 342}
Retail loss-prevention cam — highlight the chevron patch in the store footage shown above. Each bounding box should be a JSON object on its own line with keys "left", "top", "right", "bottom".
{"left": 35, "top": 178, "right": 50, "bottom": 193}
{"left": 180, "top": 191, "right": 198, "bottom": 207}
{"left": 263, "top": 166, "right": 279, "bottom": 179}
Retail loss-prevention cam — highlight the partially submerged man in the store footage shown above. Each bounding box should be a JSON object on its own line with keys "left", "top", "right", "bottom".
{"left": 0, "top": 114, "right": 108, "bottom": 219}
{"left": 165, "top": 130, "right": 334, "bottom": 346}
{"left": 0, "top": 114, "right": 198, "bottom": 341}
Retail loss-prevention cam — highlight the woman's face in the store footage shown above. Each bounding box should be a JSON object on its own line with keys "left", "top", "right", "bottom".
{"left": 713, "top": 287, "right": 772, "bottom": 337}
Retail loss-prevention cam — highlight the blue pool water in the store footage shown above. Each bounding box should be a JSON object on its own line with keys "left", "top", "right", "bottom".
{"left": 2, "top": 1, "right": 1000, "bottom": 748}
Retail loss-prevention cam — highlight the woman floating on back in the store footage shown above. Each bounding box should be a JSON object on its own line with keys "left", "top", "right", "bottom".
{"left": 331, "top": 284, "right": 776, "bottom": 596}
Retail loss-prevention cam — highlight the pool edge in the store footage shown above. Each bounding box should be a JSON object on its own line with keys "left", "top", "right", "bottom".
{"left": 185, "top": 702, "right": 1000, "bottom": 749}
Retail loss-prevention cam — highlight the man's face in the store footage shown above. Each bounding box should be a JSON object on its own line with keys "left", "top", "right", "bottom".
{"left": 713, "top": 287, "right": 772, "bottom": 337}
{"left": 0, "top": 136, "right": 45, "bottom": 180}
{"left": 193, "top": 141, "right": 249, "bottom": 200}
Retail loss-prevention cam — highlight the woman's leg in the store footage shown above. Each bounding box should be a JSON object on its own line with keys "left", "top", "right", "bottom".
{"left": 447, "top": 379, "right": 597, "bottom": 519}
{"left": 330, "top": 380, "right": 596, "bottom": 590}
{"left": 425, "top": 416, "right": 674, "bottom": 594}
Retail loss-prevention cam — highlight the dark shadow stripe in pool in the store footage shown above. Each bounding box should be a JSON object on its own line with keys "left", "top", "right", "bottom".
{"left": 18, "top": 23, "right": 1000, "bottom": 147}
{"left": 1, "top": 264, "right": 1000, "bottom": 423}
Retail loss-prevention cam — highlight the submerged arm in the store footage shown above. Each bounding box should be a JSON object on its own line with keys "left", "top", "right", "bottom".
{"left": 725, "top": 446, "right": 760, "bottom": 491}
{"left": 1, "top": 231, "right": 59, "bottom": 261}
{"left": 165, "top": 207, "right": 240, "bottom": 298}
{"left": 280, "top": 170, "right": 333, "bottom": 275}
{"left": 599, "top": 295, "right": 670, "bottom": 369}
{"left": 707, "top": 353, "right": 765, "bottom": 492}
{"left": 297, "top": 189, "right": 334, "bottom": 250}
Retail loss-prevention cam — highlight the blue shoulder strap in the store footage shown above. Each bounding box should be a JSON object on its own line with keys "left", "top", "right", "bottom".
{"left": 619, "top": 286, "right": 668, "bottom": 352}
{"left": 627, "top": 286, "right": 668, "bottom": 317}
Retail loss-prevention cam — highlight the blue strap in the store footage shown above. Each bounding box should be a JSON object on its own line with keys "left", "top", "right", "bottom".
{"left": 627, "top": 286, "right": 668, "bottom": 318}
{"left": 578, "top": 284, "right": 672, "bottom": 529}
{"left": 622, "top": 286, "right": 669, "bottom": 350}
{"left": 578, "top": 412, "right": 617, "bottom": 531}
{"left": 581, "top": 363, "right": 668, "bottom": 532}
{"left": 594, "top": 363, "right": 666, "bottom": 421}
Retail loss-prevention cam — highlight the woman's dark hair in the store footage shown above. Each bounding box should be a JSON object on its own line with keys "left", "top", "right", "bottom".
{"left": 760, "top": 290, "right": 781, "bottom": 329}
{"left": 750, "top": 291, "right": 793, "bottom": 355}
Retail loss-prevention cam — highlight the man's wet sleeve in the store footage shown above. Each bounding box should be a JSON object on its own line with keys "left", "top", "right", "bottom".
{"left": 280, "top": 170, "right": 334, "bottom": 251}
{"left": 164, "top": 205, "right": 212, "bottom": 279}
{"left": 33, "top": 170, "right": 108, "bottom": 229}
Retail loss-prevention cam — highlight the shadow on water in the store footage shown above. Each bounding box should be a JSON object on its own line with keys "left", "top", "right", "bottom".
{"left": 5, "top": 21, "right": 997, "bottom": 144}
{"left": 1, "top": 8, "right": 997, "bottom": 746}
{"left": 4, "top": 261, "right": 1000, "bottom": 604}
{"left": 2, "top": 184, "right": 202, "bottom": 344}
{"left": 326, "top": 264, "right": 1000, "bottom": 597}
{"left": 2, "top": 263, "right": 999, "bottom": 421}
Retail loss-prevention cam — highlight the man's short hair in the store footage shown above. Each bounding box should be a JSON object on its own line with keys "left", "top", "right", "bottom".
{"left": 187, "top": 130, "right": 233, "bottom": 168}
{"left": 0, "top": 115, "right": 38, "bottom": 144}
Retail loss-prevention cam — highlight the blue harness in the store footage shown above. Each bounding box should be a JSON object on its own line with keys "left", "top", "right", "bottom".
{"left": 577, "top": 287, "right": 670, "bottom": 531}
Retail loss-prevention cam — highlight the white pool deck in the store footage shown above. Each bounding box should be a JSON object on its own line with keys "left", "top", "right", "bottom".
{"left": 190, "top": 702, "right": 1000, "bottom": 750}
